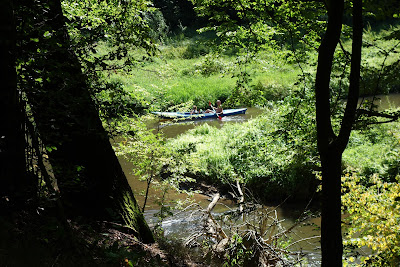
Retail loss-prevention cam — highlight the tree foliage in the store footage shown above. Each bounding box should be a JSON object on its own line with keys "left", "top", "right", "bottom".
{"left": 61, "top": 0, "right": 157, "bottom": 77}
{"left": 342, "top": 173, "right": 400, "bottom": 266}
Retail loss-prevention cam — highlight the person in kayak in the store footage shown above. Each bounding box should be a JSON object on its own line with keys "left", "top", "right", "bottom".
{"left": 205, "top": 100, "right": 223, "bottom": 115}
{"left": 190, "top": 105, "right": 199, "bottom": 115}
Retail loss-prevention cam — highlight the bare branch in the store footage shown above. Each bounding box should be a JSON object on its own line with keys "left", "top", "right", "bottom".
{"left": 356, "top": 108, "right": 400, "bottom": 120}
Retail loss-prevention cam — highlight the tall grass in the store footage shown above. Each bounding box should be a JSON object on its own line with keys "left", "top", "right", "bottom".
{"left": 95, "top": 22, "right": 400, "bottom": 115}
{"left": 338, "top": 24, "right": 400, "bottom": 95}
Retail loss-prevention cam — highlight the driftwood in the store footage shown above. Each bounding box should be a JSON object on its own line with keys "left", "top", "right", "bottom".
{"left": 184, "top": 193, "right": 227, "bottom": 247}
{"left": 183, "top": 184, "right": 316, "bottom": 266}
{"left": 236, "top": 180, "right": 245, "bottom": 213}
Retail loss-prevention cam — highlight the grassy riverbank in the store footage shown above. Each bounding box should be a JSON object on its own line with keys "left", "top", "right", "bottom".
{"left": 165, "top": 104, "right": 318, "bottom": 201}
{"left": 97, "top": 35, "right": 303, "bottom": 115}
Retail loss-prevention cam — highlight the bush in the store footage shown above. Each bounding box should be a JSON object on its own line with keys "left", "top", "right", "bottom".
{"left": 144, "top": 9, "right": 169, "bottom": 43}
{"left": 342, "top": 173, "right": 400, "bottom": 266}
{"left": 96, "top": 79, "right": 149, "bottom": 119}
{"left": 182, "top": 41, "right": 210, "bottom": 59}
{"left": 193, "top": 54, "right": 228, "bottom": 76}
{"left": 343, "top": 122, "right": 400, "bottom": 181}
{"left": 342, "top": 121, "right": 400, "bottom": 265}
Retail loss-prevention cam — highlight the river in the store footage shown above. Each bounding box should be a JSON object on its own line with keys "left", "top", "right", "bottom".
{"left": 118, "top": 94, "right": 400, "bottom": 266}
{"left": 359, "top": 93, "right": 400, "bottom": 110}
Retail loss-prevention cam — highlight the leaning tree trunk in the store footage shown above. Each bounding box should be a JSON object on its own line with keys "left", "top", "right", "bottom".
{"left": 16, "top": 0, "right": 153, "bottom": 242}
{"left": 316, "top": 0, "right": 362, "bottom": 265}
{"left": 0, "top": 0, "right": 27, "bottom": 208}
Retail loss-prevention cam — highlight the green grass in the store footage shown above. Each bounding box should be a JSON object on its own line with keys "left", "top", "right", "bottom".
{"left": 97, "top": 36, "right": 303, "bottom": 112}
{"left": 94, "top": 21, "right": 400, "bottom": 114}
{"left": 339, "top": 24, "right": 400, "bottom": 95}
{"left": 343, "top": 121, "right": 400, "bottom": 180}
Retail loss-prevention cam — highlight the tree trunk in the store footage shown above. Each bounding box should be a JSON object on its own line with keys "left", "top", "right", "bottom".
{"left": 16, "top": 0, "right": 153, "bottom": 243}
{"left": 320, "top": 150, "right": 343, "bottom": 266}
{"left": 316, "top": 0, "right": 363, "bottom": 265}
{"left": 315, "top": 0, "right": 344, "bottom": 265}
{"left": 0, "top": 0, "right": 27, "bottom": 208}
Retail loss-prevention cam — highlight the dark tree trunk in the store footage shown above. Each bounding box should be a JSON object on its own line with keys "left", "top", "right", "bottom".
{"left": 315, "top": 0, "right": 344, "bottom": 261}
{"left": 320, "top": 150, "right": 343, "bottom": 266}
{"left": 16, "top": 0, "right": 153, "bottom": 242}
{"left": 0, "top": 0, "right": 27, "bottom": 207}
{"left": 316, "top": 0, "right": 362, "bottom": 265}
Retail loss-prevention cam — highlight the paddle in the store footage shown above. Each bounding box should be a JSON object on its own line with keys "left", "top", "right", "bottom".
{"left": 209, "top": 101, "right": 222, "bottom": 120}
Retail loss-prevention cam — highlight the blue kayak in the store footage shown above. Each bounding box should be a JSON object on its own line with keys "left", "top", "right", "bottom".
{"left": 153, "top": 108, "right": 247, "bottom": 120}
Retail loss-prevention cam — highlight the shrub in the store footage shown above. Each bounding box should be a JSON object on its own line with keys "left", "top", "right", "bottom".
{"left": 96, "top": 80, "right": 149, "bottom": 119}
{"left": 182, "top": 41, "right": 210, "bottom": 59}
{"left": 193, "top": 54, "right": 228, "bottom": 76}
{"left": 342, "top": 173, "right": 400, "bottom": 266}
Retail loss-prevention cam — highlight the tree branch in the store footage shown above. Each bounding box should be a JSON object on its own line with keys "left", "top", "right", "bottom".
{"left": 356, "top": 108, "right": 400, "bottom": 120}
{"left": 337, "top": 0, "right": 363, "bottom": 152}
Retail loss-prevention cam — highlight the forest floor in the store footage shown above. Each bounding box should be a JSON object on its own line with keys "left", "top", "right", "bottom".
{"left": 0, "top": 207, "right": 207, "bottom": 267}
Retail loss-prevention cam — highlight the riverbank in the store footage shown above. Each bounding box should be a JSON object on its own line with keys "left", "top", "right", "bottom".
{"left": 0, "top": 206, "right": 215, "bottom": 267}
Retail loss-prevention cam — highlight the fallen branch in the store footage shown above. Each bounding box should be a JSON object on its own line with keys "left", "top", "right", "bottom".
{"left": 236, "top": 180, "right": 245, "bottom": 213}
{"left": 285, "top": 235, "right": 321, "bottom": 249}
{"left": 356, "top": 108, "right": 400, "bottom": 120}
{"left": 205, "top": 193, "right": 228, "bottom": 240}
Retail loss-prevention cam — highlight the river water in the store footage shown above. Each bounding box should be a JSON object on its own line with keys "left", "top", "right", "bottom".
{"left": 118, "top": 94, "right": 400, "bottom": 266}
{"left": 359, "top": 93, "right": 400, "bottom": 110}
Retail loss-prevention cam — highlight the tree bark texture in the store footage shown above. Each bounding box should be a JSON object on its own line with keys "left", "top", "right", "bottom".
{"left": 16, "top": 0, "right": 153, "bottom": 242}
